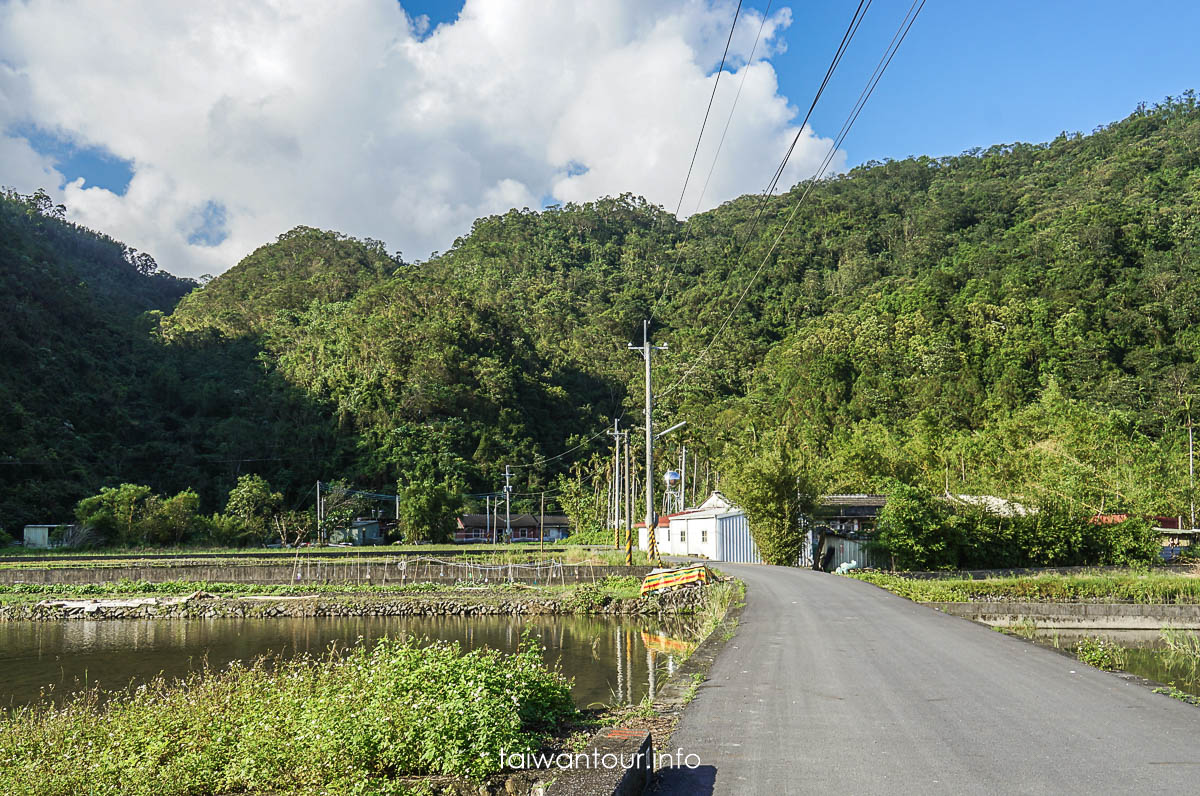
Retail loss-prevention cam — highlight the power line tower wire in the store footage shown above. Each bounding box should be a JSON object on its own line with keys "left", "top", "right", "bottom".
{"left": 661, "top": 0, "right": 927, "bottom": 399}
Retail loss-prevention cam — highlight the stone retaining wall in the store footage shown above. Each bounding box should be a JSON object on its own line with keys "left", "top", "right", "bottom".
{"left": 0, "top": 562, "right": 652, "bottom": 587}
{"left": 0, "top": 585, "right": 711, "bottom": 622}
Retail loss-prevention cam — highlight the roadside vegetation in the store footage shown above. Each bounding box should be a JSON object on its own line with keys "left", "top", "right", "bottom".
{"left": 0, "top": 576, "right": 649, "bottom": 607}
{"left": 0, "top": 636, "right": 576, "bottom": 793}
{"left": 868, "top": 484, "right": 1161, "bottom": 571}
{"left": 0, "top": 545, "right": 649, "bottom": 568}
{"left": 1074, "top": 636, "right": 1127, "bottom": 670}
{"left": 849, "top": 570, "right": 1200, "bottom": 604}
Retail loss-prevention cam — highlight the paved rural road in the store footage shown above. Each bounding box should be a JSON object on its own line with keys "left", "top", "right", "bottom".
{"left": 656, "top": 563, "right": 1200, "bottom": 795}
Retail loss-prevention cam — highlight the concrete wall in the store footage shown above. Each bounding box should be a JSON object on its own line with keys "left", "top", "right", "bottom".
{"left": 930, "top": 601, "right": 1200, "bottom": 630}
{"left": 0, "top": 562, "right": 653, "bottom": 587}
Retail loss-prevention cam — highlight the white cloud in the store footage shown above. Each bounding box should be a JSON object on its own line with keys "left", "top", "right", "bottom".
{"left": 0, "top": 0, "right": 843, "bottom": 278}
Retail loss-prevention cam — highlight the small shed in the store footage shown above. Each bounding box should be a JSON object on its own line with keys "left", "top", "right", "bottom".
{"left": 23, "top": 524, "right": 71, "bottom": 549}
{"left": 329, "top": 519, "right": 382, "bottom": 546}
{"left": 538, "top": 515, "right": 572, "bottom": 541}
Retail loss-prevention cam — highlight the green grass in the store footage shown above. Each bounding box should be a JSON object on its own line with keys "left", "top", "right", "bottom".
{"left": 1161, "top": 625, "right": 1200, "bottom": 658}
{"left": 0, "top": 635, "right": 577, "bottom": 793}
{"left": 0, "top": 575, "right": 649, "bottom": 607}
{"left": 0, "top": 544, "right": 649, "bottom": 569}
{"left": 1153, "top": 685, "right": 1200, "bottom": 705}
{"left": 849, "top": 570, "right": 1200, "bottom": 604}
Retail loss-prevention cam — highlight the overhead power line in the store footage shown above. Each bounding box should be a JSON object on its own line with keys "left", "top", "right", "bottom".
{"left": 716, "top": 0, "right": 873, "bottom": 274}
{"left": 673, "top": 0, "right": 744, "bottom": 218}
{"left": 649, "top": 0, "right": 872, "bottom": 324}
{"left": 692, "top": 0, "right": 775, "bottom": 217}
{"left": 662, "top": 0, "right": 927, "bottom": 399}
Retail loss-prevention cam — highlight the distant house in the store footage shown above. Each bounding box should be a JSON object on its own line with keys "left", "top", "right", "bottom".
{"left": 637, "top": 492, "right": 765, "bottom": 564}
{"left": 948, "top": 494, "right": 1031, "bottom": 517}
{"left": 539, "top": 515, "right": 571, "bottom": 541}
{"left": 812, "top": 495, "right": 889, "bottom": 570}
{"left": 815, "top": 494, "right": 888, "bottom": 537}
{"left": 454, "top": 513, "right": 569, "bottom": 543}
{"left": 455, "top": 514, "right": 494, "bottom": 543}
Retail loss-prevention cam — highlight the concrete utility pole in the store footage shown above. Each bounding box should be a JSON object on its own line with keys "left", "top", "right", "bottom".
{"left": 485, "top": 495, "right": 490, "bottom": 543}
{"left": 629, "top": 320, "right": 666, "bottom": 564}
{"left": 624, "top": 430, "right": 633, "bottom": 566}
{"left": 680, "top": 444, "right": 687, "bottom": 511}
{"left": 540, "top": 492, "right": 545, "bottom": 554}
{"left": 504, "top": 465, "right": 512, "bottom": 541}
{"left": 609, "top": 418, "right": 622, "bottom": 547}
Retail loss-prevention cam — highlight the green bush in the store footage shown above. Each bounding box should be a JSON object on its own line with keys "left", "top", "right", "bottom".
{"left": 873, "top": 483, "right": 955, "bottom": 570}
{"left": 871, "top": 483, "right": 1161, "bottom": 570}
{"left": 0, "top": 635, "right": 577, "bottom": 792}
{"left": 563, "top": 527, "right": 617, "bottom": 545}
{"left": 1075, "top": 636, "right": 1126, "bottom": 670}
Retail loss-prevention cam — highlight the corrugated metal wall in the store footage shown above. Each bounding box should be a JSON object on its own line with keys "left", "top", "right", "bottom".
{"left": 714, "top": 513, "right": 763, "bottom": 563}
{"left": 824, "top": 536, "right": 889, "bottom": 570}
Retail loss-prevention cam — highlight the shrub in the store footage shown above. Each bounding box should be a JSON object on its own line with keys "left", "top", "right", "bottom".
{"left": 0, "top": 635, "right": 577, "bottom": 792}
{"left": 871, "top": 484, "right": 1161, "bottom": 570}
{"left": 873, "top": 483, "right": 955, "bottom": 570}
{"left": 563, "top": 527, "right": 616, "bottom": 545}
{"left": 1075, "top": 636, "right": 1126, "bottom": 671}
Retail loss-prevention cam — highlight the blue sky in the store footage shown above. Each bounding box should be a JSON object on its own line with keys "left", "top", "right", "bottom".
{"left": 5, "top": 0, "right": 1197, "bottom": 276}
{"left": 788, "top": 0, "right": 1200, "bottom": 166}
{"left": 399, "top": 0, "right": 1200, "bottom": 164}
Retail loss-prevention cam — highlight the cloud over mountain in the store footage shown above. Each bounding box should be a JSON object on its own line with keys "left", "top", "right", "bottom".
{"left": 0, "top": 0, "right": 842, "bottom": 277}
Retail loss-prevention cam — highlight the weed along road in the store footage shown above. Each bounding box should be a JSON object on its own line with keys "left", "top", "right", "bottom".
{"left": 658, "top": 563, "right": 1200, "bottom": 795}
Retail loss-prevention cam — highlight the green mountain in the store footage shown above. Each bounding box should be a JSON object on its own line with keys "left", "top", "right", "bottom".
{"left": 4, "top": 94, "right": 1200, "bottom": 533}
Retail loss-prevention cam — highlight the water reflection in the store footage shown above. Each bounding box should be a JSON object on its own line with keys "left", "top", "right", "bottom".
{"left": 1021, "top": 628, "right": 1200, "bottom": 697}
{"left": 0, "top": 615, "right": 700, "bottom": 710}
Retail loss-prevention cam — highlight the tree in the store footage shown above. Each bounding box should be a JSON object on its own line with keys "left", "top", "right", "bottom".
{"left": 224, "top": 474, "right": 283, "bottom": 543}
{"left": 873, "top": 483, "right": 955, "bottom": 570}
{"left": 145, "top": 488, "right": 205, "bottom": 545}
{"left": 316, "top": 480, "right": 370, "bottom": 544}
{"left": 396, "top": 480, "right": 461, "bottom": 543}
{"left": 75, "top": 483, "right": 154, "bottom": 545}
{"left": 555, "top": 457, "right": 606, "bottom": 536}
{"left": 723, "top": 431, "right": 826, "bottom": 567}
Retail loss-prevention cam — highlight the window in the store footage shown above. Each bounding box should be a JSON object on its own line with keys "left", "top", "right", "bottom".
{"left": 680, "top": 529, "right": 687, "bottom": 543}
{"left": 701, "top": 529, "right": 708, "bottom": 543}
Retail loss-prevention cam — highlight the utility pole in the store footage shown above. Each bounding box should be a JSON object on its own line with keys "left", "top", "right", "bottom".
{"left": 609, "top": 418, "right": 622, "bottom": 547}
{"left": 504, "top": 465, "right": 512, "bottom": 543}
{"left": 624, "top": 429, "right": 633, "bottom": 565}
{"left": 540, "top": 492, "right": 545, "bottom": 554}
{"left": 485, "top": 495, "right": 490, "bottom": 544}
{"left": 1190, "top": 411, "right": 1195, "bottom": 529}
{"left": 680, "top": 444, "right": 687, "bottom": 510}
{"left": 629, "top": 319, "right": 666, "bottom": 564}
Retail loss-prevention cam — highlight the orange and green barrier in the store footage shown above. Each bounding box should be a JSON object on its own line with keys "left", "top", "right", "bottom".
{"left": 640, "top": 564, "right": 710, "bottom": 596}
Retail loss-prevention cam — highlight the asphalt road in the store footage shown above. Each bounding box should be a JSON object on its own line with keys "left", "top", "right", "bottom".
{"left": 657, "top": 563, "right": 1200, "bottom": 795}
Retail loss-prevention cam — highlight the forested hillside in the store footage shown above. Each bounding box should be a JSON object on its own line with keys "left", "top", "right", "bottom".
{"left": 4, "top": 95, "right": 1200, "bottom": 534}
